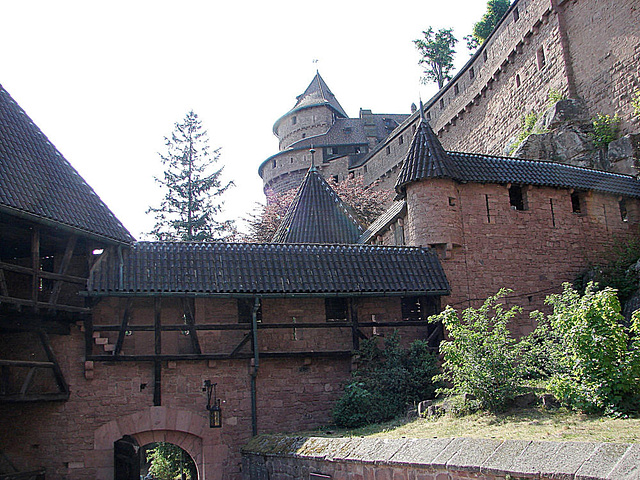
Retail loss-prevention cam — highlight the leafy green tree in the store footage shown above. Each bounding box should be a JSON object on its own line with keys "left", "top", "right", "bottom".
{"left": 147, "top": 111, "right": 235, "bottom": 241}
{"left": 431, "top": 289, "right": 525, "bottom": 412}
{"left": 465, "top": 0, "right": 511, "bottom": 49}
{"left": 146, "top": 442, "right": 197, "bottom": 480}
{"left": 535, "top": 283, "right": 640, "bottom": 414}
{"left": 332, "top": 333, "right": 440, "bottom": 428}
{"left": 414, "top": 27, "right": 458, "bottom": 89}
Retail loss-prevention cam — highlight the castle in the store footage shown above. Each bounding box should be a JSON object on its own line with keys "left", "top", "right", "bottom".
{"left": 261, "top": 0, "right": 640, "bottom": 195}
{"left": 1, "top": 0, "right": 640, "bottom": 479}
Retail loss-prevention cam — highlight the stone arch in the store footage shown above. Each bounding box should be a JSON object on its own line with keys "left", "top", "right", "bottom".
{"left": 92, "top": 406, "right": 223, "bottom": 480}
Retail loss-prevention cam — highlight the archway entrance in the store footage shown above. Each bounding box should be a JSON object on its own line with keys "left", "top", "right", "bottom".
{"left": 141, "top": 442, "right": 198, "bottom": 480}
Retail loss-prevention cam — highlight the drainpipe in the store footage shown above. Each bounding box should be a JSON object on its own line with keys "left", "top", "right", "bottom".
{"left": 250, "top": 297, "right": 260, "bottom": 436}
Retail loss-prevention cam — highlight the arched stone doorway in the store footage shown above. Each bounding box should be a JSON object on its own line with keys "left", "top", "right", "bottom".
{"left": 93, "top": 406, "right": 223, "bottom": 480}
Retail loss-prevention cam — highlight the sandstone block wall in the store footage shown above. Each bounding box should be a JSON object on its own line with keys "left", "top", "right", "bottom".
{"left": 241, "top": 435, "right": 640, "bottom": 480}
{"left": 403, "top": 179, "right": 640, "bottom": 336}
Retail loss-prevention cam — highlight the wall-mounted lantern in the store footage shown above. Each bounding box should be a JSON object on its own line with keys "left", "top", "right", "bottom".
{"left": 203, "top": 380, "right": 222, "bottom": 428}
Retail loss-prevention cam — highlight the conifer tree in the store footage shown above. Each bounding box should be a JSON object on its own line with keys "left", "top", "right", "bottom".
{"left": 147, "top": 111, "right": 234, "bottom": 241}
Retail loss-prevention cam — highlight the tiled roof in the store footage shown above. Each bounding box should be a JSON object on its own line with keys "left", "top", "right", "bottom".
{"left": 358, "top": 200, "right": 406, "bottom": 244}
{"left": 87, "top": 242, "right": 450, "bottom": 296}
{"left": 294, "top": 72, "right": 348, "bottom": 118}
{"left": 272, "top": 167, "right": 365, "bottom": 244}
{"left": 395, "top": 120, "right": 459, "bottom": 195}
{"left": 0, "top": 84, "right": 134, "bottom": 243}
{"left": 395, "top": 119, "right": 640, "bottom": 199}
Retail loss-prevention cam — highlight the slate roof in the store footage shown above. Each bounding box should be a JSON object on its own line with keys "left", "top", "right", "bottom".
{"left": 358, "top": 200, "right": 406, "bottom": 244}
{"left": 395, "top": 119, "right": 640, "bottom": 199}
{"left": 294, "top": 71, "right": 348, "bottom": 118}
{"left": 0, "top": 84, "right": 134, "bottom": 244}
{"left": 272, "top": 167, "right": 365, "bottom": 244}
{"left": 86, "top": 242, "right": 450, "bottom": 296}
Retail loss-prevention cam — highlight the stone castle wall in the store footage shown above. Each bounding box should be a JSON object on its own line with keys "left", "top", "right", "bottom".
{"left": 0, "top": 294, "right": 435, "bottom": 479}
{"left": 359, "top": 0, "right": 640, "bottom": 189}
{"left": 403, "top": 179, "right": 640, "bottom": 336}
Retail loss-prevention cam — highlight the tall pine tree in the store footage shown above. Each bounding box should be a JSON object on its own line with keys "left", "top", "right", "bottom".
{"left": 147, "top": 111, "right": 234, "bottom": 241}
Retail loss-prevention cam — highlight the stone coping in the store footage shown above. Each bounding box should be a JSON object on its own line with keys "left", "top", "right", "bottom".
{"left": 242, "top": 435, "right": 640, "bottom": 479}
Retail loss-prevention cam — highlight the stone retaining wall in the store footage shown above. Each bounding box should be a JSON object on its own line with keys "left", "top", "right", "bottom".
{"left": 241, "top": 435, "right": 640, "bottom": 479}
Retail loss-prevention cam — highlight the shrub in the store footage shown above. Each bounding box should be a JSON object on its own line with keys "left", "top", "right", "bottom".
{"left": 509, "top": 112, "right": 547, "bottom": 155}
{"left": 537, "top": 283, "right": 640, "bottom": 414}
{"left": 431, "top": 289, "right": 526, "bottom": 412}
{"left": 632, "top": 90, "right": 640, "bottom": 120}
{"left": 332, "top": 333, "right": 439, "bottom": 428}
{"left": 547, "top": 88, "right": 567, "bottom": 106}
{"left": 590, "top": 113, "right": 620, "bottom": 148}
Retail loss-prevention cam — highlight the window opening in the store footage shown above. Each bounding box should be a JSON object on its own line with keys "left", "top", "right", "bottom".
{"left": 537, "top": 46, "right": 546, "bottom": 70}
{"left": 238, "top": 298, "right": 262, "bottom": 323}
{"left": 426, "top": 111, "right": 431, "bottom": 120}
{"left": 454, "top": 84, "right": 459, "bottom": 96}
{"left": 386, "top": 146, "right": 391, "bottom": 155}
{"left": 619, "top": 198, "right": 628, "bottom": 222}
{"left": 325, "top": 298, "right": 348, "bottom": 322}
{"left": 483, "top": 50, "right": 488, "bottom": 62}
{"left": 509, "top": 185, "right": 527, "bottom": 211}
{"left": 292, "top": 116, "right": 297, "bottom": 125}
{"left": 399, "top": 135, "right": 404, "bottom": 145}
{"left": 550, "top": 198, "right": 556, "bottom": 227}
{"left": 470, "top": 67, "right": 475, "bottom": 80}
{"left": 401, "top": 296, "right": 438, "bottom": 321}
{"left": 571, "top": 192, "right": 582, "bottom": 214}
{"left": 485, "top": 194, "right": 491, "bottom": 223}
{"left": 516, "top": 74, "right": 521, "bottom": 88}
{"left": 513, "top": 7, "right": 519, "bottom": 21}
{"left": 439, "top": 99, "right": 445, "bottom": 109}
{"left": 272, "top": 160, "right": 276, "bottom": 169}
{"left": 301, "top": 133, "right": 306, "bottom": 138}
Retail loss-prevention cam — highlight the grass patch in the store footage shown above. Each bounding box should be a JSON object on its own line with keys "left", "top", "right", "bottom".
{"left": 306, "top": 407, "right": 640, "bottom": 443}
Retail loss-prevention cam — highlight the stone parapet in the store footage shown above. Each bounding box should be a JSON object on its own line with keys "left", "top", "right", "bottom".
{"left": 241, "top": 435, "right": 640, "bottom": 480}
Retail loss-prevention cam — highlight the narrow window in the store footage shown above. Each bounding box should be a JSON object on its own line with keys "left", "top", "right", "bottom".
{"left": 516, "top": 74, "right": 521, "bottom": 88}
{"left": 325, "top": 298, "right": 348, "bottom": 322}
{"left": 401, "top": 296, "right": 438, "bottom": 321}
{"left": 394, "top": 221, "right": 405, "bottom": 246}
{"left": 571, "top": 192, "right": 582, "bottom": 214}
{"left": 332, "top": 175, "right": 339, "bottom": 183}
{"left": 272, "top": 159, "right": 276, "bottom": 169}
{"left": 513, "top": 7, "right": 520, "bottom": 22}
{"left": 292, "top": 116, "right": 297, "bottom": 125}
{"left": 290, "top": 157, "right": 294, "bottom": 163}
{"left": 619, "top": 198, "right": 629, "bottom": 222}
{"left": 386, "top": 146, "right": 391, "bottom": 155}
{"left": 439, "top": 98, "right": 445, "bottom": 109}
{"left": 509, "top": 185, "right": 527, "bottom": 211}
{"left": 470, "top": 67, "right": 475, "bottom": 80}
{"left": 550, "top": 198, "right": 556, "bottom": 227}
{"left": 399, "top": 135, "right": 404, "bottom": 145}
{"left": 238, "top": 299, "right": 262, "bottom": 323}
{"left": 426, "top": 111, "right": 431, "bottom": 120}
{"left": 537, "top": 46, "right": 546, "bottom": 70}
{"left": 485, "top": 194, "right": 491, "bottom": 223}
{"left": 363, "top": 165, "right": 368, "bottom": 173}
{"left": 301, "top": 133, "right": 306, "bottom": 138}
{"left": 483, "top": 50, "right": 488, "bottom": 62}
{"left": 454, "top": 84, "right": 459, "bottom": 96}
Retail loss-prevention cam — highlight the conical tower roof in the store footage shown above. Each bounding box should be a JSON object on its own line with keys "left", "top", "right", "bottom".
{"left": 395, "top": 116, "right": 459, "bottom": 197}
{"left": 293, "top": 71, "right": 348, "bottom": 118}
{"left": 272, "top": 167, "right": 365, "bottom": 244}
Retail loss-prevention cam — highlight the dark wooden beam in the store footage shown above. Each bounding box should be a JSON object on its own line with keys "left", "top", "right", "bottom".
{"left": 0, "top": 360, "right": 55, "bottom": 368}
{"left": 230, "top": 333, "right": 252, "bottom": 358}
{"left": 38, "top": 331, "right": 69, "bottom": 397}
{"left": 0, "top": 295, "right": 90, "bottom": 314}
{"left": 182, "top": 298, "right": 201, "bottom": 354}
{"left": 0, "top": 255, "right": 9, "bottom": 298}
{"left": 87, "top": 350, "right": 353, "bottom": 362}
{"left": 0, "top": 393, "right": 69, "bottom": 404}
{"left": 153, "top": 297, "right": 161, "bottom": 406}
{"left": 19, "top": 368, "right": 37, "bottom": 396}
{"left": 48, "top": 235, "right": 77, "bottom": 306}
{"left": 0, "top": 261, "right": 86, "bottom": 285}
{"left": 84, "top": 315, "right": 94, "bottom": 358}
{"left": 350, "top": 299, "right": 360, "bottom": 351}
{"left": 30, "top": 228, "right": 40, "bottom": 310}
{"left": 114, "top": 298, "right": 132, "bottom": 355}
{"left": 0, "top": 366, "right": 9, "bottom": 396}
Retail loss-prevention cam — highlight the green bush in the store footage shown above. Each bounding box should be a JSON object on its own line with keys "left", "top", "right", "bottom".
{"left": 534, "top": 283, "right": 640, "bottom": 414}
{"left": 332, "top": 333, "right": 439, "bottom": 428}
{"left": 590, "top": 113, "right": 620, "bottom": 148}
{"left": 632, "top": 90, "right": 640, "bottom": 120}
{"left": 431, "top": 289, "right": 526, "bottom": 412}
{"left": 509, "top": 112, "right": 547, "bottom": 155}
{"left": 547, "top": 88, "right": 567, "bottom": 106}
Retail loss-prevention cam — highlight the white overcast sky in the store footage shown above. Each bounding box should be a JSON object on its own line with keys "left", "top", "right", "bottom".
{"left": 0, "top": 1, "right": 486, "bottom": 239}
